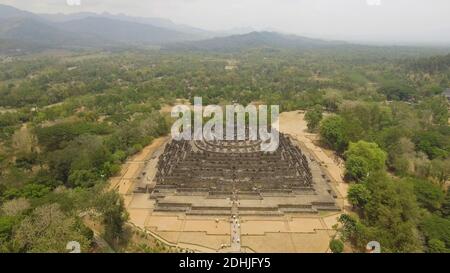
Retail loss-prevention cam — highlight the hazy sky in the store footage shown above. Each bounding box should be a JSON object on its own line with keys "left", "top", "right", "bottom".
{"left": 1, "top": 0, "right": 450, "bottom": 44}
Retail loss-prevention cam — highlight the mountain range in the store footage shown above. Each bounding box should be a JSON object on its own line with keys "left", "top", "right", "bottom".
{"left": 165, "top": 31, "right": 348, "bottom": 52}
{"left": 0, "top": 4, "right": 348, "bottom": 55}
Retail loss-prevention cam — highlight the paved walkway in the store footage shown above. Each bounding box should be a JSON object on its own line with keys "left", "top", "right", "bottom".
{"left": 230, "top": 191, "right": 241, "bottom": 252}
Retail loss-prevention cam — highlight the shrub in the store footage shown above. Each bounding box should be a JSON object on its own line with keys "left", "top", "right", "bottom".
{"left": 329, "top": 239, "right": 344, "bottom": 253}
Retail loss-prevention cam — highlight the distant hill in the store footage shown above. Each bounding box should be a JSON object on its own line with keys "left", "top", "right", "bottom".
{"left": 165, "top": 31, "right": 347, "bottom": 52}
{"left": 0, "top": 4, "right": 206, "bottom": 54}
{"left": 0, "top": 4, "right": 39, "bottom": 20}
{"left": 0, "top": 17, "right": 107, "bottom": 50}
{"left": 58, "top": 17, "right": 194, "bottom": 45}
{"left": 40, "top": 12, "right": 213, "bottom": 39}
{"left": 4, "top": 4, "right": 345, "bottom": 54}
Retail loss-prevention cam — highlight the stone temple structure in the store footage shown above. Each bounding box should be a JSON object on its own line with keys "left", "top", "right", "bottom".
{"left": 148, "top": 132, "right": 338, "bottom": 216}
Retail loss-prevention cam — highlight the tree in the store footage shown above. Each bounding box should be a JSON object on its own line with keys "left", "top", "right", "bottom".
{"left": 348, "top": 183, "right": 371, "bottom": 209}
{"left": 48, "top": 135, "right": 111, "bottom": 185}
{"left": 430, "top": 159, "right": 450, "bottom": 184}
{"left": 12, "top": 204, "right": 91, "bottom": 253}
{"left": 1, "top": 198, "right": 30, "bottom": 216}
{"left": 344, "top": 141, "right": 387, "bottom": 181}
{"left": 337, "top": 173, "right": 423, "bottom": 252}
{"left": 405, "top": 177, "right": 445, "bottom": 212}
{"left": 20, "top": 183, "right": 51, "bottom": 199}
{"left": 378, "top": 82, "right": 416, "bottom": 101}
{"left": 441, "top": 190, "right": 450, "bottom": 218}
{"left": 414, "top": 131, "right": 449, "bottom": 160}
{"left": 427, "top": 239, "right": 447, "bottom": 253}
{"left": 68, "top": 170, "right": 99, "bottom": 188}
{"left": 322, "top": 89, "right": 342, "bottom": 112}
{"left": 345, "top": 156, "right": 370, "bottom": 181}
{"left": 305, "top": 105, "right": 323, "bottom": 132}
{"left": 35, "top": 121, "right": 111, "bottom": 151}
{"left": 112, "top": 150, "right": 127, "bottom": 163}
{"left": 362, "top": 172, "right": 422, "bottom": 252}
{"left": 102, "top": 162, "right": 121, "bottom": 177}
{"left": 319, "top": 115, "right": 348, "bottom": 153}
{"left": 337, "top": 214, "right": 368, "bottom": 249}
{"left": 0, "top": 216, "right": 15, "bottom": 251}
{"left": 329, "top": 239, "right": 344, "bottom": 253}
{"left": 423, "top": 96, "right": 449, "bottom": 125}
{"left": 420, "top": 215, "right": 450, "bottom": 250}
{"left": 95, "top": 192, "right": 129, "bottom": 246}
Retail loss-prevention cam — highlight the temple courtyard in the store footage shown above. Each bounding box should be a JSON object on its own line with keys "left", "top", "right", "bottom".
{"left": 110, "top": 111, "right": 348, "bottom": 253}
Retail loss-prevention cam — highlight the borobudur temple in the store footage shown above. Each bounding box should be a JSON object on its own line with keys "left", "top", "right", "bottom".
{"left": 148, "top": 133, "right": 339, "bottom": 216}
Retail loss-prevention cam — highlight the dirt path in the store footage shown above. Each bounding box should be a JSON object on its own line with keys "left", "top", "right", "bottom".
{"left": 109, "top": 137, "right": 169, "bottom": 194}
{"left": 278, "top": 111, "right": 349, "bottom": 209}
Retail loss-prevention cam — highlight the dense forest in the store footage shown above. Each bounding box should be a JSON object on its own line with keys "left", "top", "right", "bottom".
{"left": 0, "top": 47, "right": 449, "bottom": 252}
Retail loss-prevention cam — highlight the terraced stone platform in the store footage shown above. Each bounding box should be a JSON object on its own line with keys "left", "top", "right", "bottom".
{"left": 147, "top": 133, "right": 338, "bottom": 215}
